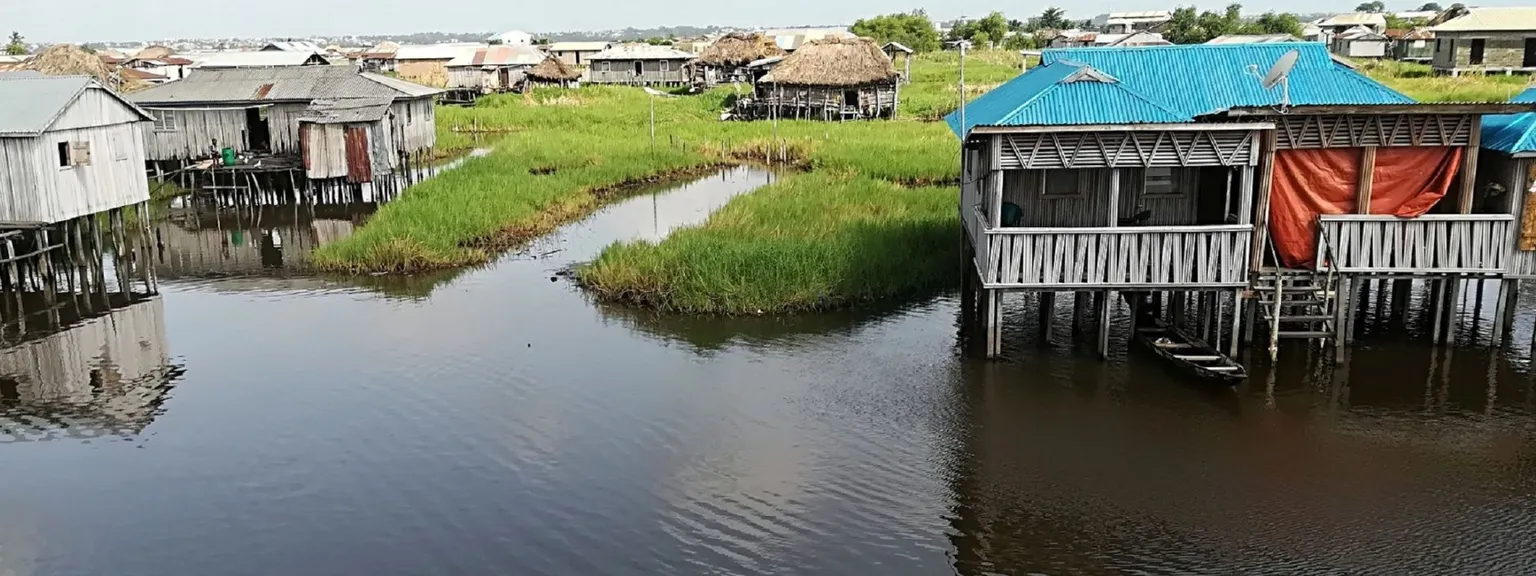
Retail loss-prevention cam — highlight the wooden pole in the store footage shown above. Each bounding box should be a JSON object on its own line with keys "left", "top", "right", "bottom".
{"left": 1357, "top": 146, "right": 1377, "bottom": 214}
{"left": 1458, "top": 116, "right": 1482, "bottom": 214}
{"left": 1099, "top": 290, "right": 1114, "bottom": 360}
{"left": 1229, "top": 289, "right": 1243, "bottom": 356}
{"left": 1039, "top": 292, "right": 1055, "bottom": 344}
{"left": 1252, "top": 131, "right": 1278, "bottom": 270}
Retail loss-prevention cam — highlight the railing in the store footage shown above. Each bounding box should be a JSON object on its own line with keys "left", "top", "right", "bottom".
{"left": 1316, "top": 214, "right": 1515, "bottom": 274}
{"left": 977, "top": 225, "right": 1252, "bottom": 288}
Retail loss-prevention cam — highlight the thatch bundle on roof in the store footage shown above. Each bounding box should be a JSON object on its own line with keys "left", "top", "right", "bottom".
{"left": 22, "top": 44, "right": 147, "bottom": 92}
{"left": 135, "top": 45, "right": 175, "bottom": 61}
{"left": 760, "top": 37, "right": 897, "bottom": 87}
{"left": 527, "top": 55, "right": 581, "bottom": 81}
{"left": 697, "top": 32, "right": 785, "bottom": 67}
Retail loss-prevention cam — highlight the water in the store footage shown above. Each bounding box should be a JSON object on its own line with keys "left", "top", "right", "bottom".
{"left": 2, "top": 166, "right": 1534, "bottom": 575}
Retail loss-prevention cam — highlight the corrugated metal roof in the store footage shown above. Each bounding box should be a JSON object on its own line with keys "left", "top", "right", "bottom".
{"left": 1041, "top": 43, "right": 1411, "bottom": 117}
{"left": 447, "top": 45, "right": 545, "bottom": 67}
{"left": 1430, "top": 7, "right": 1536, "bottom": 32}
{"left": 395, "top": 44, "right": 482, "bottom": 61}
{"left": 1315, "top": 13, "right": 1388, "bottom": 28}
{"left": 946, "top": 62, "right": 1190, "bottom": 135}
{"left": 1207, "top": 34, "right": 1303, "bottom": 44}
{"left": 300, "top": 97, "right": 394, "bottom": 124}
{"left": 1481, "top": 88, "right": 1536, "bottom": 155}
{"left": 547, "top": 41, "right": 614, "bottom": 52}
{"left": 186, "top": 51, "right": 326, "bottom": 69}
{"left": 129, "top": 66, "right": 441, "bottom": 105}
{"left": 587, "top": 43, "right": 696, "bottom": 60}
{"left": 0, "top": 74, "right": 150, "bottom": 137}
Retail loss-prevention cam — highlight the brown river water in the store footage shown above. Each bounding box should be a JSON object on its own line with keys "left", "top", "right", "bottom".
{"left": 1, "top": 167, "right": 1534, "bottom": 575}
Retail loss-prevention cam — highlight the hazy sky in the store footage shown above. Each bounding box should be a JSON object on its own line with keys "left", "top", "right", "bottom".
{"left": 6, "top": 0, "right": 1534, "bottom": 43}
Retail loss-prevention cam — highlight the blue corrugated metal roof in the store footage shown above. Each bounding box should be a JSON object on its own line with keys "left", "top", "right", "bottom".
{"left": 948, "top": 42, "right": 1414, "bottom": 137}
{"left": 1481, "top": 87, "right": 1536, "bottom": 155}
{"left": 1043, "top": 43, "right": 1412, "bottom": 117}
{"left": 946, "top": 61, "right": 1190, "bottom": 135}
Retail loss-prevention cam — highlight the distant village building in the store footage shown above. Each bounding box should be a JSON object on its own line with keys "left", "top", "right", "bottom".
{"left": 1102, "top": 11, "right": 1173, "bottom": 34}
{"left": 360, "top": 41, "right": 401, "bottom": 73}
{"left": 882, "top": 42, "right": 915, "bottom": 84}
{"left": 393, "top": 44, "right": 481, "bottom": 88}
{"left": 748, "top": 37, "right": 900, "bottom": 121}
{"left": 544, "top": 41, "right": 613, "bottom": 67}
{"left": 0, "top": 73, "right": 152, "bottom": 228}
{"left": 1206, "top": 34, "right": 1305, "bottom": 45}
{"left": 1314, "top": 13, "right": 1388, "bottom": 36}
{"left": 488, "top": 30, "right": 534, "bottom": 46}
{"left": 693, "top": 32, "right": 785, "bottom": 88}
{"left": 1049, "top": 30, "right": 1170, "bottom": 48}
{"left": 1331, "top": 26, "right": 1389, "bottom": 58}
{"left": 445, "top": 44, "right": 547, "bottom": 101}
{"left": 262, "top": 41, "right": 323, "bottom": 52}
{"left": 1386, "top": 29, "right": 1435, "bottom": 62}
{"left": 523, "top": 56, "right": 583, "bottom": 89}
{"left": 1430, "top": 7, "right": 1536, "bottom": 75}
{"left": 185, "top": 51, "right": 329, "bottom": 70}
{"left": 760, "top": 28, "right": 853, "bottom": 52}
{"left": 586, "top": 44, "right": 696, "bottom": 86}
{"left": 127, "top": 66, "right": 441, "bottom": 189}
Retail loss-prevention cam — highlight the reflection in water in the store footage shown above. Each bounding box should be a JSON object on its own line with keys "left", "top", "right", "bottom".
{"left": 153, "top": 200, "right": 373, "bottom": 279}
{"left": 1, "top": 165, "right": 1534, "bottom": 574}
{"left": 0, "top": 295, "right": 182, "bottom": 443}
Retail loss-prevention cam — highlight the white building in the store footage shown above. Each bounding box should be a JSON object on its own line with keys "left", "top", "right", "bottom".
{"left": 0, "top": 73, "right": 152, "bottom": 227}
{"left": 488, "top": 29, "right": 534, "bottom": 46}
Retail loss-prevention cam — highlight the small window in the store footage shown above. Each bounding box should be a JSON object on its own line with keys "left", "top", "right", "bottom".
{"left": 1042, "top": 169, "right": 1081, "bottom": 198}
{"left": 659, "top": 60, "right": 671, "bottom": 72}
{"left": 57, "top": 141, "right": 89, "bottom": 167}
{"left": 599, "top": 61, "right": 610, "bottom": 72}
{"left": 1471, "top": 39, "right": 1486, "bottom": 65}
{"left": 1144, "top": 167, "right": 1178, "bottom": 196}
{"left": 58, "top": 142, "right": 70, "bottom": 167}
{"left": 152, "top": 109, "right": 177, "bottom": 131}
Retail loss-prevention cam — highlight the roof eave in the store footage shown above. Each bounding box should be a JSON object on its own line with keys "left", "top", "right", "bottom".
{"left": 1228, "top": 103, "right": 1536, "bottom": 115}
{"left": 970, "top": 121, "right": 1275, "bottom": 134}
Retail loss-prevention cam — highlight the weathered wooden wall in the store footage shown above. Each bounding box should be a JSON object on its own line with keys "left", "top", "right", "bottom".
{"left": 264, "top": 102, "right": 313, "bottom": 155}
{"left": 387, "top": 98, "right": 436, "bottom": 154}
{"left": 1002, "top": 168, "right": 1205, "bottom": 228}
{"left": 588, "top": 59, "right": 691, "bottom": 85}
{"left": 753, "top": 83, "right": 899, "bottom": 119}
{"left": 0, "top": 124, "right": 150, "bottom": 225}
{"left": 141, "top": 107, "right": 249, "bottom": 160}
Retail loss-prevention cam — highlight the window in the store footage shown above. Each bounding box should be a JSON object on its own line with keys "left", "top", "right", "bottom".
{"left": 599, "top": 61, "right": 610, "bottom": 73}
{"left": 1470, "top": 38, "right": 1486, "bottom": 65}
{"left": 659, "top": 60, "right": 670, "bottom": 72}
{"left": 633, "top": 61, "right": 643, "bottom": 75}
{"left": 151, "top": 109, "right": 177, "bottom": 131}
{"left": 1042, "top": 169, "right": 1081, "bottom": 198}
{"left": 1144, "top": 167, "right": 1178, "bottom": 196}
{"left": 57, "top": 141, "right": 89, "bottom": 167}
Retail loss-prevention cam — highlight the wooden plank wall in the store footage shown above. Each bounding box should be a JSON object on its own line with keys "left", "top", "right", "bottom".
{"left": 982, "top": 226, "right": 1252, "bottom": 288}
{"left": 996, "top": 130, "right": 1258, "bottom": 169}
{"left": 303, "top": 123, "right": 350, "bottom": 180}
{"left": 0, "top": 123, "right": 150, "bottom": 225}
{"left": 1319, "top": 214, "right": 1514, "bottom": 273}
{"left": 1001, "top": 168, "right": 1203, "bottom": 227}
{"left": 141, "top": 108, "right": 249, "bottom": 161}
{"left": 587, "top": 60, "right": 691, "bottom": 85}
{"left": 388, "top": 98, "right": 437, "bottom": 155}
{"left": 1272, "top": 114, "right": 1474, "bottom": 150}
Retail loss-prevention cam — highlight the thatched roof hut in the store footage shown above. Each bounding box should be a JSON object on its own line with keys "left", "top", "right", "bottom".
{"left": 135, "top": 45, "right": 175, "bottom": 61}
{"left": 22, "top": 44, "right": 147, "bottom": 92}
{"left": 760, "top": 37, "right": 897, "bottom": 87}
{"left": 526, "top": 55, "right": 581, "bottom": 82}
{"left": 697, "top": 32, "right": 785, "bottom": 68}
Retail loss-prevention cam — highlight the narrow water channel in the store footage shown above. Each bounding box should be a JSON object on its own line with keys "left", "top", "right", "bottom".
{"left": 2, "top": 167, "right": 1535, "bottom": 575}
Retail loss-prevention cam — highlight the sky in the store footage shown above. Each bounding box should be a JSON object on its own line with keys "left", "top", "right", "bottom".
{"left": 6, "top": 0, "right": 1536, "bottom": 43}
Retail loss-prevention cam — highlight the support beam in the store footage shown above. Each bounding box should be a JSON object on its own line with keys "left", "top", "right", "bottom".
{"left": 989, "top": 136, "right": 1003, "bottom": 229}
{"left": 1357, "top": 146, "right": 1376, "bottom": 214}
{"left": 1229, "top": 289, "right": 1243, "bottom": 356}
{"left": 1251, "top": 131, "right": 1278, "bottom": 271}
{"left": 1334, "top": 277, "right": 1349, "bottom": 365}
{"left": 1458, "top": 116, "right": 1483, "bottom": 214}
{"left": 1039, "top": 292, "right": 1056, "bottom": 344}
{"left": 1099, "top": 290, "right": 1114, "bottom": 360}
{"left": 1108, "top": 169, "right": 1121, "bottom": 227}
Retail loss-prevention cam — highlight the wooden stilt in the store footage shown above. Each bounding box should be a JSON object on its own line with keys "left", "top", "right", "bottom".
{"left": 984, "top": 288, "right": 1001, "bottom": 359}
{"left": 1098, "top": 290, "right": 1114, "bottom": 360}
{"left": 1334, "top": 277, "right": 1349, "bottom": 365}
{"left": 1431, "top": 279, "right": 1446, "bottom": 345}
{"left": 1229, "top": 289, "right": 1243, "bottom": 356}
{"left": 1492, "top": 279, "right": 1512, "bottom": 345}
{"left": 1447, "top": 278, "right": 1462, "bottom": 347}
{"left": 1039, "top": 292, "right": 1055, "bottom": 344}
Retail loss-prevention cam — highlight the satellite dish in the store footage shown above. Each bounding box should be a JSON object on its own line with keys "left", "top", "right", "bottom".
{"left": 1260, "top": 49, "right": 1299, "bottom": 109}
{"left": 1262, "top": 49, "right": 1300, "bottom": 89}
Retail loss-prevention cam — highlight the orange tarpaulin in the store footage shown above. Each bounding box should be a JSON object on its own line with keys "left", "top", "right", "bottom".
{"left": 1269, "top": 147, "right": 1462, "bottom": 268}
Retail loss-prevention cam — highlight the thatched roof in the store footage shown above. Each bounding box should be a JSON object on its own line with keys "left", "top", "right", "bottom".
{"left": 526, "top": 56, "right": 581, "bottom": 81}
{"left": 135, "top": 45, "right": 175, "bottom": 61}
{"left": 697, "top": 32, "right": 785, "bottom": 67}
{"left": 21, "top": 45, "right": 147, "bottom": 92}
{"left": 759, "top": 37, "right": 897, "bottom": 87}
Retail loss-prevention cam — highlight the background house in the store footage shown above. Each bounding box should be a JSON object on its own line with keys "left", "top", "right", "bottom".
{"left": 185, "top": 51, "right": 328, "bottom": 70}
{"left": 1331, "top": 26, "right": 1389, "bottom": 58}
{"left": 1315, "top": 13, "right": 1389, "bottom": 36}
{"left": 752, "top": 37, "right": 899, "bottom": 121}
{"left": 1430, "top": 7, "right": 1536, "bottom": 75}
{"left": 446, "top": 44, "right": 547, "bottom": 97}
{"left": 586, "top": 44, "right": 695, "bottom": 86}
{"left": 394, "top": 44, "right": 479, "bottom": 88}
{"left": 544, "top": 41, "right": 613, "bottom": 67}
{"left": 1102, "top": 11, "right": 1173, "bottom": 34}
{"left": 1387, "top": 29, "right": 1435, "bottom": 61}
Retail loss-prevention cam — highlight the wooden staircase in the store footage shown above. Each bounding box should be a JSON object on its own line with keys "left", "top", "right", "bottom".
{"left": 1254, "top": 268, "right": 1343, "bottom": 361}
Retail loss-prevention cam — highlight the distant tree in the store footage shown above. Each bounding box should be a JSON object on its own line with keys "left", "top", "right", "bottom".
{"left": 972, "top": 12, "right": 1010, "bottom": 46}
{"left": 1007, "top": 19, "right": 1027, "bottom": 31}
{"left": 1002, "top": 32, "right": 1039, "bottom": 51}
{"left": 1246, "top": 12, "right": 1304, "bottom": 36}
{"left": 971, "top": 31, "right": 995, "bottom": 48}
{"left": 1163, "top": 7, "right": 1207, "bottom": 44}
{"left": 1037, "top": 7, "right": 1071, "bottom": 30}
{"left": 1355, "top": 1, "right": 1386, "bottom": 13}
{"left": 1418, "top": 2, "right": 1442, "bottom": 11}
{"left": 850, "top": 10, "right": 941, "bottom": 52}
{"left": 4, "top": 32, "right": 25, "bottom": 56}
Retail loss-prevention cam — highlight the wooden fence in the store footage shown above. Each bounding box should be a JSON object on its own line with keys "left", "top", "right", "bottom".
{"left": 1317, "top": 214, "right": 1514, "bottom": 274}
{"left": 977, "top": 224, "right": 1252, "bottom": 288}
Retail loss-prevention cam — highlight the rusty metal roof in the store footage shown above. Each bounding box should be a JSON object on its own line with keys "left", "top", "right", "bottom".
{"left": 129, "top": 66, "right": 441, "bottom": 105}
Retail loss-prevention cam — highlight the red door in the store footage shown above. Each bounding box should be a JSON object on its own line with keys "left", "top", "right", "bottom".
{"left": 344, "top": 126, "right": 372, "bottom": 183}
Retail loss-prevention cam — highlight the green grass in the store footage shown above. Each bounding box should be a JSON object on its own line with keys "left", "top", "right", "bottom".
{"left": 1359, "top": 59, "right": 1531, "bottom": 102}
{"left": 580, "top": 173, "right": 960, "bottom": 313}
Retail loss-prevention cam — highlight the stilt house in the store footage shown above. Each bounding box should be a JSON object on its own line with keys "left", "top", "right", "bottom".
{"left": 586, "top": 44, "right": 696, "bottom": 86}
{"left": 523, "top": 56, "right": 582, "bottom": 89}
{"left": 0, "top": 73, "right": 152, "bottom": 228}
{"left": 751, "top": 37, "right": 900, "bottom": 121}
{"left": 1476, "top": 87, "right": 1536, "bottom": 281}
{"left": 950, "top": 43, "right": 1530, "bottom": 360}
{"left": 693, "top": 33, "right": 785, "bottom": 88}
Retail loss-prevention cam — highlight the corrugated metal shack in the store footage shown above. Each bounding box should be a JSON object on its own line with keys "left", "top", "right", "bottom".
{"left": 587, "top": 44, "right": 696, "bottom": 86}
{"left": 0, "top": 73, "right": 152, "bottom": 227}
{"left": 445, "top": 44, "right": 547, "bottom": 103}
{"left": 299, "top": 97, "right": 396, "bottom": 183}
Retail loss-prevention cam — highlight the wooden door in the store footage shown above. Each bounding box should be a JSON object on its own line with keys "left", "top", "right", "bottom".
{"left": 344, "top": 126, "right": 372, "bottom": 184}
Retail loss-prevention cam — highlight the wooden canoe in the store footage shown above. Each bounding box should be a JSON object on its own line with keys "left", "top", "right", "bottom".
{"left": 1133, "top": 318, "right": 1248, "bottom": 386}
